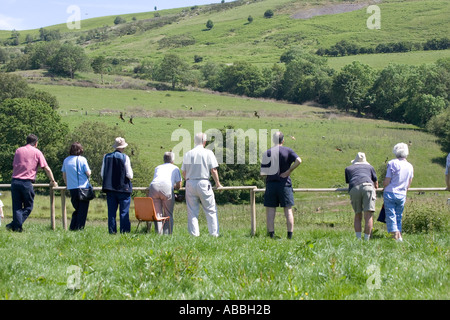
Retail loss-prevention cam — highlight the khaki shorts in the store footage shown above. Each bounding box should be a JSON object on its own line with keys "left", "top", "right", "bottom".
{"left": 349, "top": 183, "right": 376, "bottom": 213}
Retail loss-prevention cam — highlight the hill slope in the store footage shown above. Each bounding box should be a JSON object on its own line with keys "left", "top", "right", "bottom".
{"left": 1, "top": 0, "right": 449, "bottom": 69}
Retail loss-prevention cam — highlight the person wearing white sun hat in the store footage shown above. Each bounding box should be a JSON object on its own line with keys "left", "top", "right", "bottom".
{"left": 101, "top": 137, "right": 133, "bottom": 234}
{"left": 345, "top": 152, "right": 378, "bottom": 240}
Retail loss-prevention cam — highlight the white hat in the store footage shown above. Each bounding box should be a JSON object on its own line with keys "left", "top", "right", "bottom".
{"left": 113, "top": 137, "right": 128, "bottom": 149}
{"left": 351, "top": 152, "right": 369, "bottom": 165}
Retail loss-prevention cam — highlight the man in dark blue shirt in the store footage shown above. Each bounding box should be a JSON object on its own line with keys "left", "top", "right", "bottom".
{"left": 345, "top": 152, "right": 378, "bottom": 241}
{"left": 101, "top": 137, "right": 133, "bottom": 234}
{"left": 261, "top": 132, "right": 302, "bottom": 239}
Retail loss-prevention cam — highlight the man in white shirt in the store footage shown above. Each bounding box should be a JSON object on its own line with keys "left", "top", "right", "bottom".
{"left": 148, "top": 152, "right": 182, "bottom": 234}
{"left": 181, "top": 133, "right": 223, "bottom": 237}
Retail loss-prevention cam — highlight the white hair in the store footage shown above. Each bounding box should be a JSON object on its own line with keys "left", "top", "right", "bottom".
{"left": 272, "top": 131, "right": 284, "bottom": 145}
{"left": 194, "top": 132, "right": 207, "bottom": 146}
{"left": 393, "top": 143, "right": 409, "bottom": 158}
{"left": 163, "top": 152, "right": 175, "bottom": 163}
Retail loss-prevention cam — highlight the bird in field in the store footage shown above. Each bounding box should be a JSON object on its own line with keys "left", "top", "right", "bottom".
{"left": 129, "top": 116, "right": 134, "bottom": 125}
{"left": 254, "top": 111, "right": 260, "bottom": 118}
{"left": 119, "top": 112, "right": 125, "bottom": 122}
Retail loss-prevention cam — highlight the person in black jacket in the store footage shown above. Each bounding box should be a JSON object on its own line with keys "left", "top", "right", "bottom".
{"left": 101, "top": 137, "right": 133, "bottom": 234}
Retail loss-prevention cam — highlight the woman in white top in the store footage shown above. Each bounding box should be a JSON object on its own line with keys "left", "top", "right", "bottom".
{"left": 147, "top": 152, "right": 182, "bottom": 234}
{"left": 383, "top": 143, "right": 414, "bottom": 241}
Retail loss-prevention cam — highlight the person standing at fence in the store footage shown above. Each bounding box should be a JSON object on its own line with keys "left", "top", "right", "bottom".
{"left": 101, "top": 137, "right": 133, "bottom": 234}
{"left": 345, "top": 152, "right": 378, "bottom": 241}
{"left": 6, "top": 134, "right": 58, "bottom": 232}
{"left": 62, "top": 142, "right": 92, "bottom": 231}
{"left": 383, "top": 143, "right": 414, "bottom": 242}
{"left": 261, "top": 131, "right": 302, "bottom": 239}
{"left": 147, "top": 152, "right": 182, "bottom": 234}
{"left": 181, "top": 132, "right": 222, "bottom": 237}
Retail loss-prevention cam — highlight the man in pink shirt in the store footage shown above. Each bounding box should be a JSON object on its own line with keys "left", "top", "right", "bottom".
{"left": 6, "top": 134, "right": 58, "bottom": 232}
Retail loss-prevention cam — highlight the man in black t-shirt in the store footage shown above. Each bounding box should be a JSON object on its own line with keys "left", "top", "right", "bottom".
{"left": 261, "top": 132, "right": 302, "bottom": 239}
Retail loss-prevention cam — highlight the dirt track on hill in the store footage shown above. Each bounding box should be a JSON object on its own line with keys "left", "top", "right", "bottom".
{"left": 291, "top": 0, "right": 382, "bottom": 19}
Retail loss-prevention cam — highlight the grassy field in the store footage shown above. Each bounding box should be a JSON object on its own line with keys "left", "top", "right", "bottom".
{"left": 28, "top": 82, "right": 448, "bottom": 190}
{"left": 1, "top": 0, "right": 449, "bottom": 302}
{"left": 0, "top": 190, "right": 448, "bottom": 300}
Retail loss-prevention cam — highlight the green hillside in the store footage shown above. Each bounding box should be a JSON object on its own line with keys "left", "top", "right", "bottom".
{"left": 1, "top": 0, "right": 449, "bottom": 69}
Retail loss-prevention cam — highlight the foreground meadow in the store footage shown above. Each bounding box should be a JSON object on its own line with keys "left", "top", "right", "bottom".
{"left": 0, "top": 192, "right": 448, "bottom": 300}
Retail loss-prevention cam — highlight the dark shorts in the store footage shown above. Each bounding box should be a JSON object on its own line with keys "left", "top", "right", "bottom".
{"left": 264, "top": 181, "right": 295, "bottom": 208}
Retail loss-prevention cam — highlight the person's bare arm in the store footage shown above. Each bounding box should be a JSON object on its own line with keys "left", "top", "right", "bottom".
{"left": 280, "top": 157, "right": 302, "bottom": 178}
{"left": 43, "top": 166, "right": 58, "bottom": 187}
{"left": 211, "top": 168, "right": 223, "bottom": 188}
{"left": 383, "top": 177, "right": 391, "bottom": 188}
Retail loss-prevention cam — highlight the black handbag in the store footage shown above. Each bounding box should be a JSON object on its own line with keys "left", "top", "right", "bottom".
{"left": 77, "top": 157, "right": 94, "bottom": 202}
{"left": 377, "top": 203, "right": 386, "bottom": 223}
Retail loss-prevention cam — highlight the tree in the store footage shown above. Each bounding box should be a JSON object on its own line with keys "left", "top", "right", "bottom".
{"left": 206, "top": 19, "right": 214, "bottom": 30}
{"left": 427, "top": 108, "right": 450, "bottom": 152}
{"left": 0, "top": 98, "right": 68, "bottom": 182}
{"left": 114, "top": 16, "right": 126, "bottom": 25}
{"left": 264, "top": 9, "right": 274, "bottom": 18}
{"left": 48, "top": 43, "right": 88, "bottom": 78}
{"left": 368, "top": 64, "right": 414, "bottom": 121}
{"left": 39, "top": 28, "right": 61, "bottom": 41}
{"left": 219, "top": 61, "right": 267, "bottom": 97}
{"left": 331, "top": 61, "right": 376, "bottom": 114}
{"left": 207, "top": 126, "right": 264, "bottom": 204}
{"left": 280, "top": 50, "right": 333, "bottom": 104}
{"left": 0, "top": 48, "right": 8, "bottom": 64}
{"left": 154, "top": 54, "right": 189, "bottom": 90}
{"left": 0, "top": 72, "right": 59, "bottom": 109}
{"left": 67, "top": 121, "right": 124, "bottom": 186}
{"left": 0, "top": 72, "right": 30, "bottom": 102}
{"left": 91, "top": 56, "right": 108, "bottom": 84}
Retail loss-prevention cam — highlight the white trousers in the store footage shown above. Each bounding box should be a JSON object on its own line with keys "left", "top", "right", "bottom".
{"left": 185, "top": 179, "right": 219, "bottom": 237}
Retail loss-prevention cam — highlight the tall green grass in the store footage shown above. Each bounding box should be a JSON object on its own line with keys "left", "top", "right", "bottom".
{"left": 0, "top": 211, "right": 448, "bottom": 300}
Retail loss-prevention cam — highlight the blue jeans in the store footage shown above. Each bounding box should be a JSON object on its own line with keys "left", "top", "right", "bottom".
{"left": 10, "top": 178, "right": 35, "bottom": 230}
{"left": 383, "top": 192, "right": 406, "bottom": 233}
{"left": 106, "top": 191, "right": 131, "bottom": 234}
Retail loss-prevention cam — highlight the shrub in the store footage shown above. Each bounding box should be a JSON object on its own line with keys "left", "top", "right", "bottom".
{"left": 403, "top": 200, "right": 449, "bottom": 234}
{"left": 264, "top": 9, "right": 274, "bottom": 18}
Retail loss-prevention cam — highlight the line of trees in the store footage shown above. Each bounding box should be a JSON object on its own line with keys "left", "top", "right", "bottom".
{"left": 316, "top": 38, "right": 450, "bottom": 57}
{"left": 133, "top": 48, "right": 449, "bottom": 153}
{"left": 135, "top": 48, "right": 449, "bottom": 128}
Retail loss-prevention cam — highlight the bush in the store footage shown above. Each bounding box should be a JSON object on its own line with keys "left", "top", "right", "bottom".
{"left": 114, "top": 16, "right": 126, "bottom": 25}
{"left": 403, "top": 200, "right": 449, "bottom": 234}
{"left": 264, "top": 9, "right": 274, "bottom": 18}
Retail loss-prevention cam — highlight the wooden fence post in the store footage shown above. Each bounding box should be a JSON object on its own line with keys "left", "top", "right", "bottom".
{"left": 250, "top": 187, "right": 256, "bottom": 236}
{"left": 61, "top": 189, "right": 67, "bottom": 230}
{"left": 50, "top": 185, "right": 55, "bottom": 230}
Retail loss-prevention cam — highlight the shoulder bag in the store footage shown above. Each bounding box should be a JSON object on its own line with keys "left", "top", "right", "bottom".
{"left": 77, "top": 156, "right": 95, "bottom": 202}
